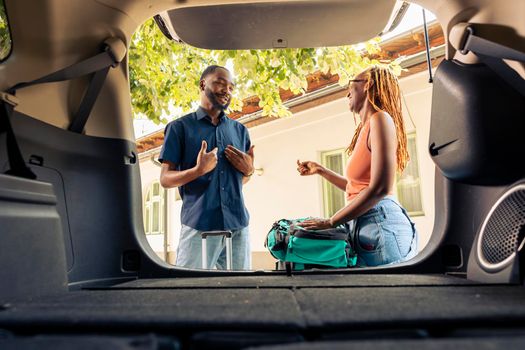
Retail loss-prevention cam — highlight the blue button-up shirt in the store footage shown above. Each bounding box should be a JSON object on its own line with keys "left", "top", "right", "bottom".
{"left": 159, "top": 107, "right": 251, "bottom": 231}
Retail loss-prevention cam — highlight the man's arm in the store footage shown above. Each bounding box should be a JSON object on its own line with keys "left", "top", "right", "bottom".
{"left": 159, "top": 140, "right": 218, "bottom": 188}
{"left": 242, "top": 173, "right": 252, "bottom": 184}
{"left": 159, "top": 161, "right": 201, "bottom": 188}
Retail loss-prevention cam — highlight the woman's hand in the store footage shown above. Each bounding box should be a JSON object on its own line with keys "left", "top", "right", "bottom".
{"left": 297, "top": 160, "right": 322, "bottom": 176}
{"left": 298, "top": 218, "right": 333, "bottom": 230}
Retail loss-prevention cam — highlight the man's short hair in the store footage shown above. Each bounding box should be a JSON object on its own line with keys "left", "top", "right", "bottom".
{"left": 200, "top": 65, "right": 229, "bottom": 81}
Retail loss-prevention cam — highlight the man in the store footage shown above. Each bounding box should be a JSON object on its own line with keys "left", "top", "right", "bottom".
{"left": 159, "top": 65, "right": 254, "bottom": 270}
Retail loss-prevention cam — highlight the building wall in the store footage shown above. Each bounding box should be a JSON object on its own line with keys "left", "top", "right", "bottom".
{"left": 401, "top": 71, "right": 436, "bottom": 248}
{"left": 139, "top": 70, "right": 436, "bottom": 270}
{"left": 139, "top": 155, "right": 181, "bottom": 263}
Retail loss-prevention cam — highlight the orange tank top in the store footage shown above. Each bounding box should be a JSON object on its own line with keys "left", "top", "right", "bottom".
{"left": 345, "top": 121, "right": 371, "bottom": 201}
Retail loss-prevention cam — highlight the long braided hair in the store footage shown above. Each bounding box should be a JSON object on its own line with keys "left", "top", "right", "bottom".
{"left": 346, "top": 65, "right": 409, "bottom": 173}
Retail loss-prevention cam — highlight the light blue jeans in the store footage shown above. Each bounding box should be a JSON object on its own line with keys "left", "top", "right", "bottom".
{"left": 348, "top": 195, "right": 418, "bottom": 267}
{"left": 175, "top": 225, "right": 251, "bottom": 270}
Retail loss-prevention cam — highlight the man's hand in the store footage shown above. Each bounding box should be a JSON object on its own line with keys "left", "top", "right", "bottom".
{"left": 225, "top": 145, "right": 254, "bottom": 176}
{"left": 297, "top": 159, "right": 322, "bottom": 176}
{"left": 298, "top": 218, "right": 333, "bottom": 230}
{"left": 196, "top": 140, "right": 218, "bottom": 175}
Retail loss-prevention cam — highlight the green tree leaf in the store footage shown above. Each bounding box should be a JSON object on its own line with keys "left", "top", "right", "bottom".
{"left": 0, "top": 0, "right": 12, "bottom": 60}
{"left": 129, "top": 19, "right": 401, "bottom": 123}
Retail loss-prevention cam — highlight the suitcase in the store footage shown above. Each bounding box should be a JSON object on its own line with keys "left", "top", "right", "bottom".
{"left": 265, "top": 218, "right": 356, "bottom": 271}
{"left": 201, "top": 230, "right": 233, "bottom": 270}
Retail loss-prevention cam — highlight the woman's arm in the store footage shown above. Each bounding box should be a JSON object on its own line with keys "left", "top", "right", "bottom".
{"left": 330, "top": 111, "right": 397, "bottom": 225}
{"left": 300, "top": 112, "right": 398, "bottom": 229}
{"left": 318, "top": 167, "right": 348, "bottom": 191}
{"left": 297, "top": 160, "right": 347, "bottom": 191}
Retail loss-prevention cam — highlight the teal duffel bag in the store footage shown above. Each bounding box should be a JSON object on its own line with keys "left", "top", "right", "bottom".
{"left": 265, "top": 218, "right": 357, "bottom": 270}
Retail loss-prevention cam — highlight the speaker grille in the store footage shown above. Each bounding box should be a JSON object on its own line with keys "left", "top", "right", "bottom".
{"left": 479, "top": 186, "right": 525, "bottom": 267}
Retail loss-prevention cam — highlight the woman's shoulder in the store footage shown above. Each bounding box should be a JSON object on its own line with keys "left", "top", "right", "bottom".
{"left": 369, "top": 111, "right": 395, "bottom": 129}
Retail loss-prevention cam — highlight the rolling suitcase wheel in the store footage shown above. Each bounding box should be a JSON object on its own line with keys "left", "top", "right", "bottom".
{"left": 201, "top": 231, "right": 233, "bottom": 270}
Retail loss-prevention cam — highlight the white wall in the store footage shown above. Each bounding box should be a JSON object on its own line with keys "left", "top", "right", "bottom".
{"left": 139, "top": 157, "right": 182, "bottom": 260}
{"left": 400, "top": 71, "right": 436, "bottom": 249}
{"left": 245, "top": 102, "right": 357, "bottom": 252}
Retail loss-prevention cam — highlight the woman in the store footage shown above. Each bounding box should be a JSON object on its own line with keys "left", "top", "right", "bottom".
{"left": 297, "top": 65, "right": 418, "bottom": 267}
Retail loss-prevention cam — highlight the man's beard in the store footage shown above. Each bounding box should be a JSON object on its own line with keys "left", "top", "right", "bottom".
{"left": 205, "top": 87, "right": 230, "bottom": 111}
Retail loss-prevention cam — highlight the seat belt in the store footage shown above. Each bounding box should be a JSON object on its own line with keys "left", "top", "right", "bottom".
{"left": 458, "top": 25, "right": 525, "bottom": 96}
{"left": 0, "top": 37, "right": 126, "bottom": 179}
{"left": 0, "top": 100, "right": 36, "bottom": 179}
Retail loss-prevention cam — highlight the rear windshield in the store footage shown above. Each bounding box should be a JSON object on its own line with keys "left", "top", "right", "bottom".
{"left": 131, "top": 5, "right": 440, "bottom": 271}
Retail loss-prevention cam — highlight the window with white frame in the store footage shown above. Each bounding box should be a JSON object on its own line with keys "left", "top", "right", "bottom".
{"left": 321, "top": 134, "right": 424, "bottom": 218}
{"left": 320, "top": 148, "right": 348, "bottom": 217}
{"left": 144, "top": 181, "right": 166, "bottom": 235}
{"left": 396, "top": 132, "right": 424, "bottom": 216}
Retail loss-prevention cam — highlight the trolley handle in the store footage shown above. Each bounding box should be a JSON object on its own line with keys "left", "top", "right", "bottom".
{"left": 201, "top": 230, "right": 233, "bottom": 270}
{"left": 201, "top": 230, "right": 232, "bottom": 239}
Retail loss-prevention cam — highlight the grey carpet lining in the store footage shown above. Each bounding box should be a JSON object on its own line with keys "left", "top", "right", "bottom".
{"left": 0, "top": 289, "right": 304, "bottom": 330}
{"left": 99, "top": 274, "right": 475, "bottom": 290}
{"left": 245, "top": 337, "right": 525, "bottom": 350}
{"left": 1, "top": 283, "right": 524, "bottom": 332}
{"left": 294, "top": 286, "right": 525, "bottom": 328}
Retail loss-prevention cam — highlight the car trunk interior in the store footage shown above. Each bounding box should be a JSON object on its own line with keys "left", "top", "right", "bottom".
{"left": 1, "top": 0, "right": 525, "bottom": 348}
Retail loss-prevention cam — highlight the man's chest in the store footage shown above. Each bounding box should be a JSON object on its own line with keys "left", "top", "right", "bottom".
{"left": 182, "top": 122, "right": 245, "bottom": 159}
